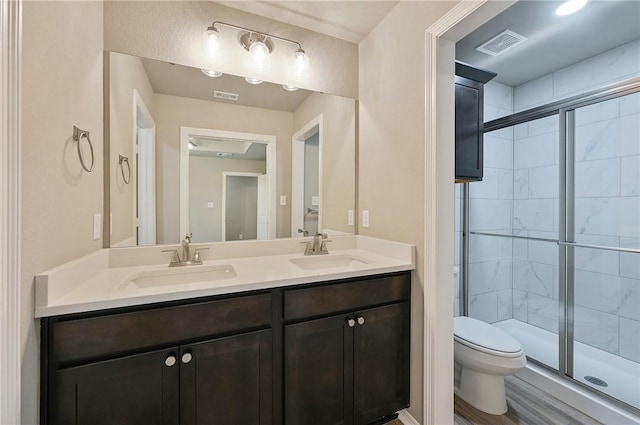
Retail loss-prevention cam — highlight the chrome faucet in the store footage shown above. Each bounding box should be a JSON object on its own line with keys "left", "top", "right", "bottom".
{"left": 304, "top": 233, "right": 331, "bottom": 255}
{"left": 163, "top": 233, "right": 208, "bottom": 267}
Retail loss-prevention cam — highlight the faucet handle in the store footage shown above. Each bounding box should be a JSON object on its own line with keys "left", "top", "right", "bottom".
{"left": 162, "top": 249, "right": 181, "bottom": 264}
{"left": 191, "top": 247, "right": 209, "bottom": 262}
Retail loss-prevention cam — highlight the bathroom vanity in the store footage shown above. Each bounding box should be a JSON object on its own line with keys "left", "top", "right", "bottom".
{"left": 36, "top": 236, "right": 414, "bottom": 425}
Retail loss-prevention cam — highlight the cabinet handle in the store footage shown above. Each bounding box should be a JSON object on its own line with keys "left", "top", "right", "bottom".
{"left": 347, "top": 318, "right": 356, "bottom": 328}
{"left": 165, "top": 355, "right": 177, "bottom": 367}
{"left": 357, "top": 316, "right": 365, "bottom": 325}
{"left": 182, "top": 352, "right": 193, "bottom": 364}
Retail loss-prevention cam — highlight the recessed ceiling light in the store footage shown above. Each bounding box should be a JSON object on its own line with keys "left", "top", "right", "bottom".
{"left": 556, "top": 0, "right": 588, "bottom": 16}
{"left": 201, "top": 69, "right": 222, "bottom": 78}
{"left": 282, "top": 84, "right": 299, "bottom": 92}
{"left": 245, "top": 77, "right": 263, "bottom": 85}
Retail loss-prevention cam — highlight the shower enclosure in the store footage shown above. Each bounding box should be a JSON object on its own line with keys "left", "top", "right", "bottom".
{"left": 460, "top": 77, "right": 640, "bottom": 410}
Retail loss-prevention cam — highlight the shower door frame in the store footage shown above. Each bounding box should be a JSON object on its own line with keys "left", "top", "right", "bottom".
{"left": 461, "top": 76, "right": 640, "bottom": 406}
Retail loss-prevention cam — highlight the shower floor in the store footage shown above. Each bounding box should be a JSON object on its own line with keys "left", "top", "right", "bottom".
{"left": 494, "top": 318, "right": 640, "bottom": 410}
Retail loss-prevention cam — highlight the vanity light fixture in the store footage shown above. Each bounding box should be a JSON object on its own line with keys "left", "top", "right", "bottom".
{"left": 245, "top": 77, "right": 264, "bottom": 85}
{"left": 556, "top": 0, "right": 588, "bottom": 16}
{"left": 201, "top": 69, "right": 222, "bottom": 78}
{"left": 282, "top": 84, "right": 299, "bottom": 92}
{"left": 204, "top": 21, "right": 310, "bottom": 76}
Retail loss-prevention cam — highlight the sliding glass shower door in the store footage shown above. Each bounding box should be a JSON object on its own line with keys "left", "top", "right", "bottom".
{"left": 465, "top": 79, "right": 640, "bottom": 410}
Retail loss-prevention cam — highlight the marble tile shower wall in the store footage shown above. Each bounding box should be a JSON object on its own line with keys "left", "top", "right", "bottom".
{"left": 465, "top": 81, "right": 515, "bottom": 323}
{"left": 510, "top": 39, "right": 640, "bottom": 363}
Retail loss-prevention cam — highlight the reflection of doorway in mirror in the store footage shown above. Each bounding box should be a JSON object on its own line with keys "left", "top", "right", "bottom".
{"left": 180, "top": 127, "right": 276, "bottom": 243}
{"left": 291, "top": 114, "right": 323, "bottom": 237}
{"left": 134, "top": 90, "right": 156, "bottom": 246}
{"left": 221, "top": 173, "right": 268, "bottom": 241}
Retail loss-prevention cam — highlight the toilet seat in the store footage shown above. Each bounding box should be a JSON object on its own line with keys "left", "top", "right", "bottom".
{"left": 454, "top": 316, "right": 523, "bottom": 358}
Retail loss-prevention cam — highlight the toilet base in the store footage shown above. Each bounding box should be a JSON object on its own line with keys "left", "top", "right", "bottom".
{"left": 455, "top": 365, "right": 508, "bottom": 415}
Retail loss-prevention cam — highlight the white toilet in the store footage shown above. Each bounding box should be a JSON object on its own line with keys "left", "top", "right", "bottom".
{"left": 454, "top": 316, "right": 527, "bottom": 415}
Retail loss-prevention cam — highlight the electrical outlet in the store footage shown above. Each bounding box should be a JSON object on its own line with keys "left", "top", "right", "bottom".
{"left": 93, "top": 213, "right": 101, "bottom": 240}
{"left": 348, "top": 210, "right": 354, "bottom": 226}
{"left": 362, "top": 210, "right": 370, "bottom": 228}
{"left": 311, "top": 196, "right": 320, "bottom": 206}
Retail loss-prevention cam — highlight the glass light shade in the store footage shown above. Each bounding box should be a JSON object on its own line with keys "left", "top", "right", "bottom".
{"left": 204, "top": 27, "right": 220, "bottom": 59}
{"left": 201, "top": 69, "right": 222, "bottom": 78}
{"left": 282, "top": 84, "right": 299, "bottom": 92}
{"left": 556, "top": 0, "right": 588, "bottom": 16}
{"left": 245, "top": 77, "right": 263, "bottom": 85}
{"left": 249, "top": 41, "right": 270, "bottom": 61}
{"left": 292, "top": 49, "right": 309, "bottom": 76}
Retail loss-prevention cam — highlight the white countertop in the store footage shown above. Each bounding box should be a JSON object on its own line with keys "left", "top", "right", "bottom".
{"left": 35, "top": 236, "right": 415, "bottom": 318}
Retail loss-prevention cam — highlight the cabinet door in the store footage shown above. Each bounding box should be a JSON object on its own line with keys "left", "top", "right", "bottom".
{"left": 180, "top": 329, "right": 272, "bottom": 425}
{"left": 49, "top": 348, "right": 180, "bottom": 425}
{"left": 353, "top": 302, "right": 410, "bottom": 425}
{"left": 285, "top": 314, "right": 354, "bottom": 425}
{"left": 455, "top": 76, "right": 484, "bottom": 181}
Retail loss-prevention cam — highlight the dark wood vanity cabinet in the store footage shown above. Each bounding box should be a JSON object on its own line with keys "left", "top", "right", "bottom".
{"left": 42, "top": 292, "right": 273, "bottom": 425}
{"left": 455, "top": 61, "right": 497, "bottom": 183}
{"left": 284, "top": 273, "right": 411, "bottom": 425}
{"left": 41, "top": 272, "right": 411, "bottom": 425}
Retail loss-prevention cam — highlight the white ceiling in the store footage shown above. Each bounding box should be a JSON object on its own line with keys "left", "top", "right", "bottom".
{"left": 456, "top": 0, "right": 640, "bottom": 87}
{"left": 216, "top": 1, "right": 398, "bottom": 43}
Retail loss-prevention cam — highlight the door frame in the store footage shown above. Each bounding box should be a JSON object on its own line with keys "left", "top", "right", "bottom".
{"left": 133, "top": 89, "right": 156, "bottom": 245}
{"left": 291, "top": 114, "right": 323, "bottom": 237}
{"left": 221, "top": 171, "right": 264, "bottom": 242}
{"left": 180, "top": 127, "right": 276, "bottom": 241}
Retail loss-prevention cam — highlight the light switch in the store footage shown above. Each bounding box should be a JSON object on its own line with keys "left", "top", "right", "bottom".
{"left": 93, "top": 213, "right": 101, "bottom": 240}
{"left": 362, "top": 210, "right": 370, "bottom": 228}
{"left": 280, "top": 195, "right": 287, "bottom": 206}
{"left": 348, "top": 210, "right": 354, "bottom": 226}
{"left": 207, "top": 202, "right": 214, "bottom": 209}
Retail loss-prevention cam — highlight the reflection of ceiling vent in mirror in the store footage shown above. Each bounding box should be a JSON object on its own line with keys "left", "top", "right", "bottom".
{"left": 213, "top": 90, "right": 239, "bottom": 101}
{"left": 476, "top": 30, "right": 527, "bottom": 57}
{"left": 216, "top": 152, "right": 233, "bottom": 157}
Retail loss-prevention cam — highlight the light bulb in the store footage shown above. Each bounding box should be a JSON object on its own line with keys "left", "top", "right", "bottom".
{"left": 245, "top": 77, "right": 263, "bottom": 85}
{"left": 203, "top": 27, "right": 220, "bottom": 59}
{"left": 292, "top": 49, "right": 309, "bottom": 77}
{"left": 556, "top": 0, "right": 588, "bottom": 16}
{"left": 282, "top": 84, "right": 299, "bottom": 92}
{"left": 249, "top": 41, "right": 270, "bottom": 61}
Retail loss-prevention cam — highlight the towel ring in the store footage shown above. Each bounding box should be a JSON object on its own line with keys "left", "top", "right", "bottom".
{"left": 73, "top": 126, "right": 94, "bottom": 172}
{"left": 119, "top": 154, "right": 131, "bottom": 184}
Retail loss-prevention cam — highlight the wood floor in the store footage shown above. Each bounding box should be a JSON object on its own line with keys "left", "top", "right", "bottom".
{"left": 453, "top": 375, "right": 602, "bottom": 425}
{"left": 388, "top": 375, "right": 602, "bottom": 425}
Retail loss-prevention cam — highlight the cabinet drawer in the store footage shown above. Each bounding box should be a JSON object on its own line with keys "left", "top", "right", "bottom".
{"left": 284, "top": 273, "right": 410, "bottom": 321}
{"left": 51, "top": 293, "right": 271, "bottom": 365}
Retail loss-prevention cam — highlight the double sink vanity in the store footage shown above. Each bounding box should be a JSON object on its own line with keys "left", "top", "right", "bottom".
{"left": 36, "top": 235, "right": 415, "bottom": 425}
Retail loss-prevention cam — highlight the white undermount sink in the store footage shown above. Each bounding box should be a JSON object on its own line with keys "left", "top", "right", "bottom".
{"left": 123, "top": 264, "right": 237, "bottom": 289}
{"left": 289, "top": 254, "right": 370, "bottom": 270}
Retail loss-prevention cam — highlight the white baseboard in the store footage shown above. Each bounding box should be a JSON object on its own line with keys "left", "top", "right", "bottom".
{"left": 398, "top": 409, "right": 421, "bottom": 425}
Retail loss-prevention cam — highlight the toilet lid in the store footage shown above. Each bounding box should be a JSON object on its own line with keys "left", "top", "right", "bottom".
{"left": 454, "top": 316, "right": 522, "bottom": 355}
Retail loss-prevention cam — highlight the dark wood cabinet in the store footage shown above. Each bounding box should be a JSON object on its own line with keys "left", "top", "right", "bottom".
{"left": 42, "top": 272, "right": 411, "bottom": 425}
{"left": 284, "top": 273, "right": 411, "bottom": 425}
{"left": 455, "top": 61, "right": 497, "bottom": 183}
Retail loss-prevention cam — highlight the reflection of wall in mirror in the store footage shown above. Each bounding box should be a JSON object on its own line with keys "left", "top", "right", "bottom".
{"left": 189, "top": 156, "right": 266, "bottom": 243}
{"left": 109, "top": 53, "right": 155, "bottom": 247}
{"left": 303, "top": 133, "right": 319, "bottom": 234}
{"left": 294, "top": 93, "right": 356, "bottom": 235}
{"left": 154, "top": 94, "right": 294, "bottom": 244}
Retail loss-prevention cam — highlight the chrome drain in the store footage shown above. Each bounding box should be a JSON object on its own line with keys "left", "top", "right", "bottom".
{"left": 584, "top": 376, "right": 608, "bottom": 387}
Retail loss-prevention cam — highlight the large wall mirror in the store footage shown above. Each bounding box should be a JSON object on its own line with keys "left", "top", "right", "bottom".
{"left": 106, "top": 51, "right": 356, "bottom": 247}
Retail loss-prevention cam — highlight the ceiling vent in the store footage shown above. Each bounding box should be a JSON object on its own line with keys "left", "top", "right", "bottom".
{"left": 213, "top": 90, "right": 239, "bottom": 101}
{"left": 476, "top": 30, "right": 527, "bottom": 57}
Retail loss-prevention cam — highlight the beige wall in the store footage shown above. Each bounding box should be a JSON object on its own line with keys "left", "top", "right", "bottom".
{"left": 109, "top": 52, "right": 155, "bottom": 246}
{"left": 293, "top": 92, "right": 356, "bottom": 235}
{"left": 153, "top": 93, "right": 294, "bottom": 243}
{"left": 21, "top": 1, "right": 104, "bottom": 423}
{"left": 189, "top": 156, "right": 266, "bottom": 242}
{"left": 104, "top": 1, "right": 358, "bottom": 99}
{"left": 358, "top": 2, "right": 458, "bottom": 422}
